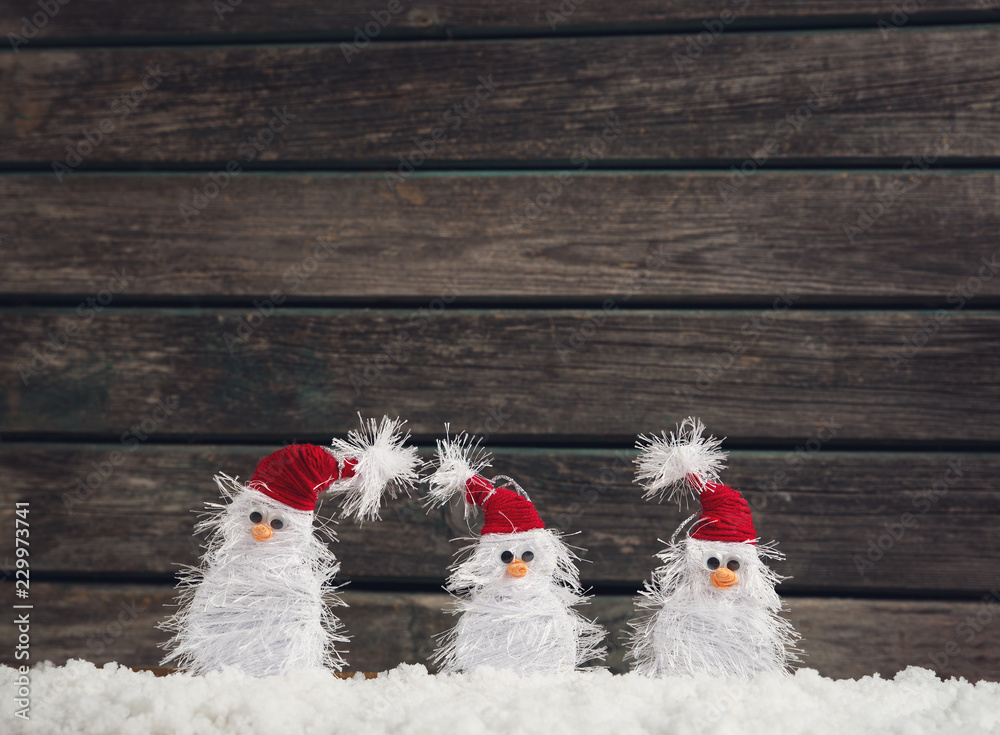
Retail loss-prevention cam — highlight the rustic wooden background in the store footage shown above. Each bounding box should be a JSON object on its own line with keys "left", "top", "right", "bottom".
{"left": 1, "top": 1, "right": 999, "bottom": 680}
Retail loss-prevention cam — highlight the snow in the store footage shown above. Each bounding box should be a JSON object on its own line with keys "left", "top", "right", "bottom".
{"left": 2, "top": 661, "right": 998, "bottom": 735}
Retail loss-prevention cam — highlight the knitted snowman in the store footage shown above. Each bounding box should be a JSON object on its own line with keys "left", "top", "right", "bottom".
{"left": 159, "top": 417, "right": 419, "bottom": 677}
{"left": 627, "top": 417, "right": 799, "bottom": 679}
{"left": 426, "top": 432, "right": 605, "bottom": 674}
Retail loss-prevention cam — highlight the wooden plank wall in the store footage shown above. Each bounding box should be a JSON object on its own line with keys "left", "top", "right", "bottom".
{"left": 1, "top": 2, "right": 999, "bottom": 681}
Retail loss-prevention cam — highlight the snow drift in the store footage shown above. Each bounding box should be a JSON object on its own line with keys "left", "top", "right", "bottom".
{"left": 2, "top": 660, "right": 997, "bottom": 735}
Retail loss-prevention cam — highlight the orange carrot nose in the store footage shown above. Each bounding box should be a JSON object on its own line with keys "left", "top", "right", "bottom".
{"left": 711, "top": 567, "right": 738, "bottom": 589}
{"left": 506, "top": 561, "right": 529, "bottom": 578}
{"left": 251, "top": 523, "right": 273, "bottom": 542}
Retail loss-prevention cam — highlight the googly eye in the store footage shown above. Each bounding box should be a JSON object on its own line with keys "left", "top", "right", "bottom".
{"left": 702, "top": 549, "right": 722, "bottom": 570}
{"left": 270, "top": 513, "right": 287, "bottom": 531}
{"left": 726, "top": 555, "right": 742, "bottom": 571}
{"left": 498, "top": 549, "right": 514, "bottom": 564}
{"left": 514, "top": 543, "right": 535, "bottom": 563}
{"left": 249, "top": 510, "right": 263, "bottom": 524}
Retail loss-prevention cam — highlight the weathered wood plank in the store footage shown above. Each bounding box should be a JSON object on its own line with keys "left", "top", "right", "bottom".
{"left": 1, "top": 446, "right": 997, "bottom": 594}
{"left": 1, "top": 1, "right": 994, "bottom": 42}
{"left": 2, "top": 172, "right": 999, "bottom": 303}
{"left": 3, "top": 310, "right": 999, "bottom": 443}
{"left": 3, "top": 29, "right": 999, "bottom": 164}
{"left": 2, "top": 584, "right": 997, "bottom": 680}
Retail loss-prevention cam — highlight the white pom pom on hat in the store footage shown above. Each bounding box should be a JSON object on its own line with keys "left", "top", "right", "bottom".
{"left": 427, "top": 427, "right": 545, "bottom": 535}
{"left": 635, "top": 416, "right": 757, "bottom": 544}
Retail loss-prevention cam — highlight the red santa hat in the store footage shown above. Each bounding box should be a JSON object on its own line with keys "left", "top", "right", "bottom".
{"left": 635, "top": 417, "right": 758, "bottom": 544}
{"left": 241, "top": 416, "right": 420, "bottom": 520}
{"left": 427, "top": 430, "right": 545, "bottom": 535}
{"left": 690, "top": 481, "right": 756, "bottom": 544}
{"left": 465, "top": 475, "right": 545, "bottom": 535}
{"left": 249, "top": 444, "right": 352, "bottom": 512}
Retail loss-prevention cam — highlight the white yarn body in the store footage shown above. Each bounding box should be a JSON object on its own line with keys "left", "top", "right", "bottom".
{"left": 628, "top": 537, "right": 799, "bottom": 679}
{"left": 159, "top": 477, "right": 347, "bottom": 677}
{"left": 160, "top": 417, "right": 419, "bottom": 676}
{"left": 434, "top": 528, "right": 606, "bottom": 675}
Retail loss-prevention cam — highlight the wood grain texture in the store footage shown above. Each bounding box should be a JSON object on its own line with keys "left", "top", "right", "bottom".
{"left": 2, "top": 172, "right": 999, "bottom": 303}
{"left": 3, "top": 28, "right": 999, "bottom": 164}
{"left": 3, "top": 310, "right": 999, "bottom": 443}
{"left": 1, "top": 1, "right": 995, "bottom": 41}
{"left": 1, "top": 445, "right": 997, "bottom": 594}
{"left": 2, "top": 583, "right": 997, "bottom": 680}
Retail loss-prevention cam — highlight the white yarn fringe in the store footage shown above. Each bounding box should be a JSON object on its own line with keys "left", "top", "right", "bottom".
{"left": 158, "top": 474, "right": 348, "bottom": 677}
{"left": 627, "top": 536, "right": 801, "bottom": 679}
{"left": 634, "top": 416, "right": 727, "bottom": 503}
{"left": 433, "top": 529, "right": 606, "bottom": 675}
{"left": 327, "top": 415, "right": 421, "bottom": 521}
{"left": 425, "top": 428, "right": 493, "bottom": 519}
